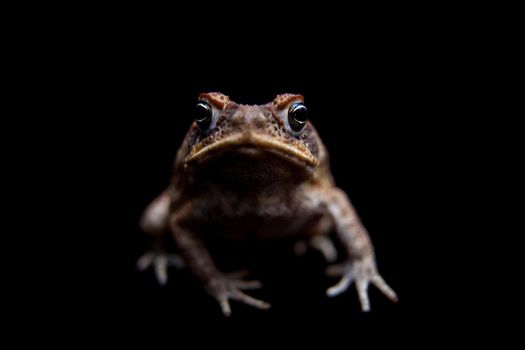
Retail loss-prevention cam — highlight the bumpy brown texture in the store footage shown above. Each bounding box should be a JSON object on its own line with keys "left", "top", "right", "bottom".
{"left": 181, "top": 93, "right": 322, "bottom": 171}
{"left": 139, "top": 92, "right": 397, "bottom": 316}
{"left": 273, "top": 93, "right": 304, "bottom": 109}
{"left": 199, "top": 92, "right": 230, "bottom": 109}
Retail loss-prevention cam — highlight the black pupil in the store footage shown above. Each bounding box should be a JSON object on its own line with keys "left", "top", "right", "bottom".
{"left": 195, "top": 102, "right": 212, "bottom": 130}
{"left": 291, "top": 104, "right": 308, "bottom": 122}
{"left": 195, "top": 103, "right": 211, "bottom": 121}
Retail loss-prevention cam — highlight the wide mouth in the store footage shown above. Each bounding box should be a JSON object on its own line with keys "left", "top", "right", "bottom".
{"left": 185, "top": 133, "right": 319, "bottom": 168}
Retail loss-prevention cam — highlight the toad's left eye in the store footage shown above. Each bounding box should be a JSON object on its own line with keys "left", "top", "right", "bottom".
{"left": 288, "top": 102, "right": 308, "bottom": 133}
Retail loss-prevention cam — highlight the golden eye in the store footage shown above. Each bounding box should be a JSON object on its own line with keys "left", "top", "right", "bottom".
{"left": 288, "top": 102, "right": 308, "bottom": 133}
{"left": 195, "top": 102, "right": 212, "bottom": 131}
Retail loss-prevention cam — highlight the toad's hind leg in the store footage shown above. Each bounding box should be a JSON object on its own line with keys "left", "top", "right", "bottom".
{"left": 294, "top": 214, "right": 338, "bottom": 262}
{"left": 294, "top": 236, "right": 338, "bottom": 263}
{"left": 137, "top": 189, "right": 184, "bottom": 285}
{"left": 140, "top": 189, "right": 171, "bottom": 235}
{"left": 310, "top": 235, "right": 338, "bottom": 262}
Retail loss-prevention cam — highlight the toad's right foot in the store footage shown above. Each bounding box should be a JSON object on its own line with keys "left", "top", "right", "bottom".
{"left": 136, "top": 251, "right": 185, "bottom": 285}
{"left": 205, "top": 270, "right": 270, "bottom": 317}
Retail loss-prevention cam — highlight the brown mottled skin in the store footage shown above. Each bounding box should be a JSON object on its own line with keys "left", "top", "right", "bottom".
{"left": 138, "top": 92, "right": 397, "bottom": 316}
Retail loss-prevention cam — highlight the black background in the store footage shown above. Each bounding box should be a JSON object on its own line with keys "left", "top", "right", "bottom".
{"left": 44, "top": 12, "right": 487, "bottom": 344}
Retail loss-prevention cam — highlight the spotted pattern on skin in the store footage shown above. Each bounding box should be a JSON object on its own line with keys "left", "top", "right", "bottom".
{"left": 273, "top": 94, "right": 304, "bottom": 109}
{"left": 199, "top": 92, "right": 230, "bottom": 110}
{"left": 185, "top": 103, "right": 240, "bottom": 161}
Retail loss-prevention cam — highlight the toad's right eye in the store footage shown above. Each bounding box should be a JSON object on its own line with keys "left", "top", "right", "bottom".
{"left": 195, "top": 102, "right": 213, "bottom": 131}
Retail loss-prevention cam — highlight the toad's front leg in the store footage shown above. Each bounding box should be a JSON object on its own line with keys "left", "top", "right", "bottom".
{"left": 319, "top": 188, "right": 398, "bottom": 311}
{"left": 170, "top": 203, "right": 270, "bottom": 316}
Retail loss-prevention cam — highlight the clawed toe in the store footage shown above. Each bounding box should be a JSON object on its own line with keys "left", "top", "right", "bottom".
{"left": 370, "top": 274, "right": 398, "bottom": 302}
{"left": 326, "top": 273, "right": 353, "bottom": 297}
{"left": 217, "top": 290, "right": 270, "bottom": 317}
{"left": 231, "top": 289, "right": 270, "bottom": 310}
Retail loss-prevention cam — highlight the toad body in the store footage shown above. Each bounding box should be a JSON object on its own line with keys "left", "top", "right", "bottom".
{"left": 138, "top": 92, "right": 397, "bottom": 316}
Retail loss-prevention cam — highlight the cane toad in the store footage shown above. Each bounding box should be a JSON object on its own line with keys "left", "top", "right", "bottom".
{"left": 137, "top": 92, "right": 398, "bottom": 316}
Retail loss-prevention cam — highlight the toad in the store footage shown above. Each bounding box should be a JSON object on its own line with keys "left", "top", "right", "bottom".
{"left": 137, "top": 92, "right": 398, "bottom": 316}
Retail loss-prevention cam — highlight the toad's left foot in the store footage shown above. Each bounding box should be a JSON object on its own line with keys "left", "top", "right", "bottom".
{"left": 326, "top": 256, "right": 398, "bottom": 311}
